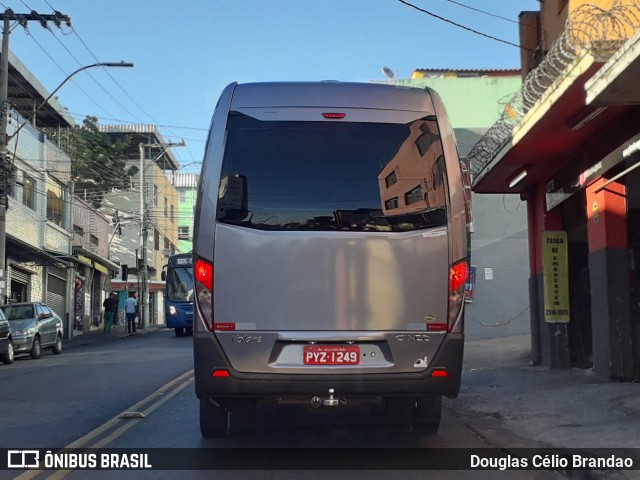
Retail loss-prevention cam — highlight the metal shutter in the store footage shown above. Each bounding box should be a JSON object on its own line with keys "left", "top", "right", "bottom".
{"left": 46, "top": 274, "right": 67, "bottom": 318}
{"left": 10, "top": 268, "right": 30, "bottom": 285}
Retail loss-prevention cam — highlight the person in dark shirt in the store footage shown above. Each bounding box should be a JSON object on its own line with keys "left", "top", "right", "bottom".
{"left": 102, "top": 293, "right": 118, "bottom": 333}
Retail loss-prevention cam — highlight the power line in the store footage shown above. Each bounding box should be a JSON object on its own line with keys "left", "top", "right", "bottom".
{"left": 439, "top": 0, "right": 520, "bottom": 25}
{"left": 28, "top": 0, "right": 201, "bottom": 167}
{"left": 42, "top": 25, "right": 145, "bottom": 123}
{"left": 396, "top": 0, "right": 533, "bottom": 51}
{"left": 44, "top": 0, "right": 194, "bottom": 159}
{"left": 22, "top": 29, "right": 118, "bottom": 119}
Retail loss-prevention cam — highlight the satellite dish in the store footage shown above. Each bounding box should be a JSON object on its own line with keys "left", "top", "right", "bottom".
{"left": 381, "top": 66, "right": 396, "bottom": 79}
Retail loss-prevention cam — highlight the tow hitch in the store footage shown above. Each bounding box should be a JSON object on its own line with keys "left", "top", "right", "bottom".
{"left": 310, "top": 388, "right": 340, "bottom": 408}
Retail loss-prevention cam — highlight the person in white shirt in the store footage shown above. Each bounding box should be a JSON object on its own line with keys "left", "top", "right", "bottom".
{"left": 124, "top": 293, "right": 138, "bottom": 334}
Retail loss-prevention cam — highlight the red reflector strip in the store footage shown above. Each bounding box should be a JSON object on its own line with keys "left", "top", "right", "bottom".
{"left": 431, "top": 370, "right": 448, "bottom": 378}
{"left": 426, "top": 323, "right": 448, "bottom": 332}
{"left": 212, "top": 370, "right": 230, "bottom": 377}
{"left": 322, "top": 112, "right": 346, "bottom": 119}
{"left": 213, "top": 322, "right": 236, "bottom": 331}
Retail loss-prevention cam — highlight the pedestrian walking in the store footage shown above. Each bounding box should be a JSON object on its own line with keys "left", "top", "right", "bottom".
{"left": 102, "top": 293, "right": 118, "bottom": 334}
{"left": 124, "top": 293, "right": 138, "bottom": 334}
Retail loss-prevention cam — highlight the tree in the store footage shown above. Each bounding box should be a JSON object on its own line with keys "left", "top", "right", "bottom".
{"left": 45, "top": 116, "right": 138, "bottom": 208}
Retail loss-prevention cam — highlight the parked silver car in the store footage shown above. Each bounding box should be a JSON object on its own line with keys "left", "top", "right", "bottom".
{"left": 0, "top": 308, "right": 13, "bottom": 364}
{"left": 0, "top": 302, "right": 64, "bottom": 359}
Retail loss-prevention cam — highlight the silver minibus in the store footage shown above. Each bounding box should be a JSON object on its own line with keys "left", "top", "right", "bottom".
{"left": 192, "top": 81, "right": 469, "bottom": 437}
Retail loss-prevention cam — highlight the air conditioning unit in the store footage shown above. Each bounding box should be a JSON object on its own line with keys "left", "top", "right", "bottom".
{"left": 162, "top": 249, "right": 172, "bottom": 257}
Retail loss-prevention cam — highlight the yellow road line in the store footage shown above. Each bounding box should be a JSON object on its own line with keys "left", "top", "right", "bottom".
{"left": 12, "top": 369, "right": 194, "bottom": 480}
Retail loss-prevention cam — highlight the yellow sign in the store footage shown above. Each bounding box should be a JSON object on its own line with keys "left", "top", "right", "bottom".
{"left": 77, "top": 255, "right": 93, "bottom": 266}
{"left": 93, "top": 262, "right": 109, "bottom": 275}
{"left": 543, "top": 231, "right": 570, "bottom": 323}
{"left": 592, "top": 202, "right": 599, "bottom": 223}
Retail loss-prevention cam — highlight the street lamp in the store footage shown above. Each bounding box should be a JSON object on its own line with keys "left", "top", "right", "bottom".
{"left": 8, "top": 61, "right": 134, "bottom": 142}
{"left": 0, "top": 59, "right": 134, "bottom": 303}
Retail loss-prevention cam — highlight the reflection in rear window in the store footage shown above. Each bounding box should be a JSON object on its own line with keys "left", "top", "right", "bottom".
{"left": 217, "top": 112, "right": 448, "bottom": 232}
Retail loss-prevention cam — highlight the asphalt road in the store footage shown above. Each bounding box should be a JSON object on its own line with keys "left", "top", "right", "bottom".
{"left": 0, "top": 329, "right": 560, "bottom": 480}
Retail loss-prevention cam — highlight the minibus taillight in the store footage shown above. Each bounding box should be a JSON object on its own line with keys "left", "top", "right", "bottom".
{"left": 448, "top": 259, "right": 469, "bottom": 332}
{"left": 195, "top": 258, "right": 213, "bottom": 290}
{"left": 194, "top": 257, "right": 214, "bottom": 331}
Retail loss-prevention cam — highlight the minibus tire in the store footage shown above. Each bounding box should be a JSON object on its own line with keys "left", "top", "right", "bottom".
{"left": 200, "top": 398, "right": 228, "bottom": 437}
{"left": 383, "top": 397, "right": 414, "bottom": 429}
{"left": 228, "top": 398, "right": 257, "bottom": 434}
{"left": 412, "top": 395, "right": 442, "bottom": 434}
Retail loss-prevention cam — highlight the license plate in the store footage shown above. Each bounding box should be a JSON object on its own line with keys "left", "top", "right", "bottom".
{"left": 303, "top": 345, "right": 360, "bottom": 365}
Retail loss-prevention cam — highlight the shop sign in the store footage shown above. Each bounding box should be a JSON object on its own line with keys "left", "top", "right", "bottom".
{"left": 93, "top": 261, "right": 109, "bottom": 275}
{"left": 545, "top": 132, "right": 640, "bottom": 211}
{"left": 543, "top": 231, "right": 570, "bottom": 323}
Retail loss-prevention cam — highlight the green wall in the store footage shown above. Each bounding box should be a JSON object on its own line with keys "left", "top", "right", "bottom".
{"left": 397, "top": 76, "right": 522, "bottom": 129}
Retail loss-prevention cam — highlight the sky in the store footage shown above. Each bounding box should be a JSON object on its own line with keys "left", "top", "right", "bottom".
{"left": 4, "top": 0, "right": 540, "bottom": 172}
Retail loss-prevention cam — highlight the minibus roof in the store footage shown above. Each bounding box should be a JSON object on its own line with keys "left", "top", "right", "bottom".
{"left": 229, "top": 81, "right": 437, "bottom": 113}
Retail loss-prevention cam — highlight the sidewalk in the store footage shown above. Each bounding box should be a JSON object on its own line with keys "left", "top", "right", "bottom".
{"left": 452, "top": 334, "right": 640, "bottom": 476}
{"left": 63, "top": 322, "right": 168, "bottom": 349}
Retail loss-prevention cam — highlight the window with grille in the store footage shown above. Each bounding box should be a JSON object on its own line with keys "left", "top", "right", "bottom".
{"left": 384, "top": 197, "right": 399, "bottom": 210}
{"left": 46, "top": 177, "right": 64, "bottom": 226}
{"left": 22, "top": 174, "right": 36, "bottom": 210}
{"left": 404, "top": 185, "right": 423, "bottom": 206}
{"left": 7, "top": 168, "right": 16, "bottom": 198}
{"left": 178, "top": 226, "right": 190, "bottom": 240}
{"left": 384, "top": 171, "right": 397, "bottom": 188}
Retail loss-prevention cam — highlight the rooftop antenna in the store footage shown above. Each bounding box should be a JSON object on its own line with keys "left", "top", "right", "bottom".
{"left": 381, "top": 66, "right": 396, "bottom": 85}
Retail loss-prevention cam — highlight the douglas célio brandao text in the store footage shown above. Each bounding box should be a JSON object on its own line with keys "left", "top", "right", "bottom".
{"left": 470, "top": 453, "right": 635, "bottom": 470}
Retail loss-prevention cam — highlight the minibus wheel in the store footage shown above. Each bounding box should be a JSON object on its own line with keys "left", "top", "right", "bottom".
{"left": 413, "top": 395, "right": 442, "bottom": 434}
{"left": 200, "top": 398, "right": 228, "bottom": 437}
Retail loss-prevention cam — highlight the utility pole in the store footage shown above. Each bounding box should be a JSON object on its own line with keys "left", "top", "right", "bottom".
{"left": 0, "top": 9, "right": 71, "bottom": 303}
{"left": 139, "top": 144, "right": 147, "bottom": 330}
{"left": 138, "top": 141, "right": 185, "bottom": 329}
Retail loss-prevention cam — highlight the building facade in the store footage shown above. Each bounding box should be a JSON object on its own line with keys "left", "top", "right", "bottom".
{"left": 71, "top": 196, "right": 120, "bottom": 332}
{"left": 98, "top": 125, "right": 181, "bottom": 327}
{"left": 2, "top": 51, "right": 119, "bottom": 338}
{"left": 469, "top": 0, "right": 640, "bottom": 380}
{"left": 166, "top": 172, "right": 199, "bottom": 254}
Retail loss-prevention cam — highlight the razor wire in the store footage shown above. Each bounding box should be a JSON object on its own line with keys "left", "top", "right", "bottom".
{"left": 468, "top": 1, "right": 640, "bottom": 179}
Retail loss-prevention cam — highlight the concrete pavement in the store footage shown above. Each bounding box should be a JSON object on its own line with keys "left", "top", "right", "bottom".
{"left": 452, "top": 333, "right": 640, "bottom": 478}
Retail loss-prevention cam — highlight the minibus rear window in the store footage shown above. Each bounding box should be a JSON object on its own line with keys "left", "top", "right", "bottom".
{"left": 217, "top": 112, "right": 448, "bottom": 232}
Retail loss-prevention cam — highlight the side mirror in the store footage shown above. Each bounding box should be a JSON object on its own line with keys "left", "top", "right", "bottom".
{"left": 161, "top": 271, "right": 166, "bottom": 281}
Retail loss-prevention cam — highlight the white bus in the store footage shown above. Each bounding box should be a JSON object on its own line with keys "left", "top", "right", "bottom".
{"left": 192, "top": 81, "right": 469, "bottom": 437}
